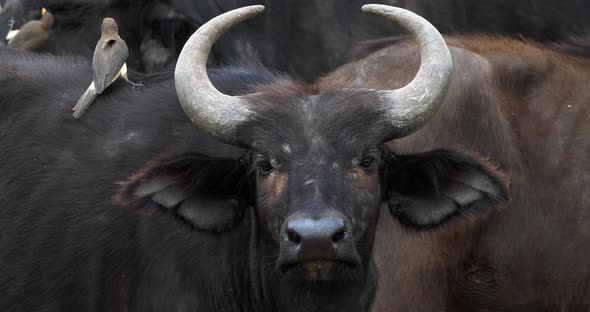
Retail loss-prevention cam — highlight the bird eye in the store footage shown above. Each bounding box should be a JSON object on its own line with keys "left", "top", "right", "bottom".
{"left": 257, "top": 160, "right": 274, "bottom": 175}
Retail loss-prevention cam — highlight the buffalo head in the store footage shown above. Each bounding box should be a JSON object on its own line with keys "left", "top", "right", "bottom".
{"left": 118, "top": 4, "right": 508, "bottom": 311}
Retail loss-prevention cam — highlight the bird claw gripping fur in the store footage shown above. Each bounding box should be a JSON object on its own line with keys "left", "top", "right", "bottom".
{"left": 125, "top": 79, "right": 143, "bottom": 88}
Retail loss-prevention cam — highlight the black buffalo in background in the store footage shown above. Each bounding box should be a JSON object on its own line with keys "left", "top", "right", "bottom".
{"left": 2, "top": 0, "right": 590, "bottom": 80}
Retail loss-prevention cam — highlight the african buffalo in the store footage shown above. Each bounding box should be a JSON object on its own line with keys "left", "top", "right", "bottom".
{"left": 0, "top": 4, "right": 499, "bottom": 312}
{"left": 320, "top": 35, "right": 590, "bottom": 311}
{"left": 1, "top": 4, "right": 588, "bottom": 312}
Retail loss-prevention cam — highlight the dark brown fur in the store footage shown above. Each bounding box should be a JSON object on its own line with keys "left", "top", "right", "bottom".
{"left": 320, "top": 36, "right": 590, "bottom": 311}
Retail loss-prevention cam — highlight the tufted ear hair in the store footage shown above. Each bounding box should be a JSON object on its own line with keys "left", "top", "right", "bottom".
{"left": 114, "top": 153, "right": 251, "bottom": 232}
{"left": 385, "top": 149, "right": 509, "bottom": 230}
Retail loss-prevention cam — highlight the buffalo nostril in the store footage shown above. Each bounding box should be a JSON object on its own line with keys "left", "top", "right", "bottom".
{"left": 287, "top": 228, "right": 301, "bottom": 244}
{"left": 331, "top": 229, "right": 346, "bottom": 243}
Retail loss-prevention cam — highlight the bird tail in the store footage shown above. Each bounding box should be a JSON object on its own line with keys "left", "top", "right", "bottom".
{"left": 73, "top": 82, "right": 98, "bottom": 119}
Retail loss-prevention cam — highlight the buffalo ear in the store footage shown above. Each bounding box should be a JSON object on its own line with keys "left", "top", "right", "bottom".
{"left": 114, "top": 153, "right": 250, "bottom": 232}
{"left": 386, "top": 149, "right": 509, "bottom": 230}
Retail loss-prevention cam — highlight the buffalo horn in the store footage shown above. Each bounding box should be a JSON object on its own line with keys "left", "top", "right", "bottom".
{"left": 362, "top": 4, "right": 453, "bottom": 139}
{"left": 174, "top": 5, "right": 265, "bottom": 144}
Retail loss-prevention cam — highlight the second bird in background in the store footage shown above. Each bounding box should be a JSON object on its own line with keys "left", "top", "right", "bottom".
{"left": 73, "top": 17, "right": 141, "bottom": 119}
{"left": 7, "top": 8, "right": 53, "bottom": 52}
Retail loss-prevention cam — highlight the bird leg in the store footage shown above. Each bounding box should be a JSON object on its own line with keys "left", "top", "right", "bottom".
{"left": 119, "top": 63, "right": 143, "bottom": 87}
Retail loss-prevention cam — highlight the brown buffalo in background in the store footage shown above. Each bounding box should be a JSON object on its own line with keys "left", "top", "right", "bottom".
{"left": 322, "top": 35, "right": 590, "bottom": 311}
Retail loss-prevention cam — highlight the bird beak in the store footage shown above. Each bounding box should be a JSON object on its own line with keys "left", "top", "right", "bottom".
{"left": 42, "top": 7, "right": 47, "bottom": 15}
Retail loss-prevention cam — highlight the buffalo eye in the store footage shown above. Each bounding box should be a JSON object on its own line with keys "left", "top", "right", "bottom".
{"left": 355, "top": 150, "right": 379, "bottom": 171}
{"left": 359, "top": 156, "right": 376, "bottom": 170}
{"left": 256, "top": 155, "right": 276, "bottom": 175}
{"left": 257, "top": 161, "right": 274, "bottom": 175}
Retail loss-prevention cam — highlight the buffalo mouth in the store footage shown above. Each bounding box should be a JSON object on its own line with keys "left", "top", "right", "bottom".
{"left": 279, "top": 259, "right": 358, "bottom": 283}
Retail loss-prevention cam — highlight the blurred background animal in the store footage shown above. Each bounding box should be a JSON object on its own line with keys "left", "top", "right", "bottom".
{"left": 6, "top": 7, "right": 52, "bottom": 51}
{"left": 1, "top": 0, "right": 589, "bottom": 79}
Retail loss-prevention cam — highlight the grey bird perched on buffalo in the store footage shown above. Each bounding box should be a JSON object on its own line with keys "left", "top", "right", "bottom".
{"left": 7, "top": 8, "right": 53, "bottom": 52}
{"left": 73, "top": 17, "right": 140, "bottom": 119}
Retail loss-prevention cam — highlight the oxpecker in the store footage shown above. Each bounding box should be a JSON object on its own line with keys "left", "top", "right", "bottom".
{"left": 7, "top": 8, "right": 53, "bottom": 52}
{"left": 73, "top": 17, "right": 140, "bottom": 119}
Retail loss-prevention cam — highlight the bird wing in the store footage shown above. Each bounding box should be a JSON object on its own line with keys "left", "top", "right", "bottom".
{"left": 92, "top": 37, "right": 129, "bottom": 94}
{"left": 6, "top": 29, "right": 19, "bottom": 41}
{"left": 20, "top": 24, "right": 49, "bottom": 52}
{"left": 7, "top": 22, "right": 38, "bottom": 47}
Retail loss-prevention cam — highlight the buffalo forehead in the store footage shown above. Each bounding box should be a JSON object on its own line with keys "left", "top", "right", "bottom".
{"left": 243, "top": 86, "right": 387, "bottom": 158}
